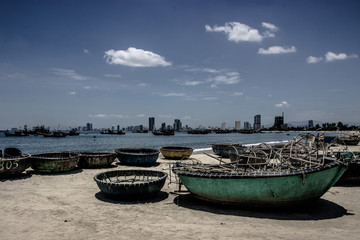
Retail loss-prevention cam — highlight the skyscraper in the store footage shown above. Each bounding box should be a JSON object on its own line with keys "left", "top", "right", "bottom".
{"left": 149, "top": 117, "right": 155, "bottom": 131}
{"left": 254, "top": 114, "right": 261, "bottom": 130}
{"left": 235, "top": 121, "right": 241, "bottom": 130}
{"left": 174, "top": 119, "right": 182, "bottom": 131}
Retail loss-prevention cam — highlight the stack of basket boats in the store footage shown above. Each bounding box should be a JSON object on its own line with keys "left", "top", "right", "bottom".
{"left": 172, "top": 134, "right": 355, "bottom": 206}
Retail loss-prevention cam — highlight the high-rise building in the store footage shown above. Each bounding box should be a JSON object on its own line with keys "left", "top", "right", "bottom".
{"left": 149, "top": 117, "right": 155, "bottom": 131}
{"left": 174, "top": 119, "right": 182, "bottom": 131}
{"left": 308, "top": 120, "right": 314, "bottom": 129}
{"left": 235, "top": 121, "right": 241, "bottom": 130}
{"left": 244, "top": 122, "right": 251, "bottom": 130}
{"left": 274, "top": 112, "right": 284, "bottom": 129}
{"left": 86, "top": 123, "right": 93, "bottom": 131}
{"left": 254, "top": 114, "right": 261, "bottom": 130}
{"left": 221, "top": 123, "right": 226, "bottom": 130}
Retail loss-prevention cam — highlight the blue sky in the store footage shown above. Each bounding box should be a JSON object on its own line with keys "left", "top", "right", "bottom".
{"left": 1, "top": 0, "right": 359, "bottom": 130}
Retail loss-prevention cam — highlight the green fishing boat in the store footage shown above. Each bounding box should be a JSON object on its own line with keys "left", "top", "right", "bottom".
{"left": 173, "top": 152, "right": 353, "bottom": 206}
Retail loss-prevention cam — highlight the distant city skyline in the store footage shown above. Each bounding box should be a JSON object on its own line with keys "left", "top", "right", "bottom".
{"left": 1, "top": 1, "right": 359, "bottom": 130}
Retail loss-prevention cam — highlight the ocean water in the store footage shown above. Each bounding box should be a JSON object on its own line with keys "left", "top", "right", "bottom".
{"left": 0, "top": 131, "right": 298, "bottom": 155}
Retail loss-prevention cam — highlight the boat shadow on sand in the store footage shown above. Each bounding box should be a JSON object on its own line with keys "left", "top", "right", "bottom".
{"left": 173, "top": 193, "right": 351, "bottom": 221}
{"left": 26, "top": 167, "right": 83, "bottom": 176}
{"left": 95, "top": 191, "right": 169, "bottom": 204}
{"left": 0, "top": 172, "right": 33, "bottom": 182}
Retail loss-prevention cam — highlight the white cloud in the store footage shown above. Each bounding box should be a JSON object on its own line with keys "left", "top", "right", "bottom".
{"left": 232, "top": 92, "right": 244, "bottom": 96}
{"left": 184, "top": 81, "right": 204, "bottom": 86}
{"left": 325, "top": 51, "right": 358, "bottom": 62}
{"left": 52, "top": 68, "right": 89, "bottom": 80}
{"left": 137, "top": 82, "right": 147, "bottom": 87}
{"left": 262, "top": 22, "right": 279, "bottom": 32}
{"left": 83, "top": 49, "right": 89, "bottom": 54}
{"left": 104, "top": 47, "right": 172, "bottom": 67}
{"left": 262, "top": 22, "right": 279, "bottom": 38}
{"left": 67, "top": 91, "right": 76, "bottom": 95}
{"left": 158, "top": 114, "right": 175, "bottom": 118}
{"left": 105, "top": 74, "right": 122, "bottom": 78}
{"left": 89, "top": 114, "right": 130, "bottom": 119}
{"left": 183, "top": 66, "right": 221, "bottom": 74}
{"left": 258, "top": 46, "right": 296, "bottom": 55}
{"left": 201, "top": 97, "right": 219, "bottom": 101}
{"left": 182, "top": 116, "right": 192, "bottom": 120}
{"left": 306, "top": 56, "right": 324, "bottom": 64}
{"left": 135, "top": 114, "right": 145, "bottom": 118}
{"left": 208, "top": 71, "right": 241, "bottom": 87}
{"left": 157, "top": 92, "right": 186, "bottom": 97}
{"left": 275, "top": 101, "right": 290, "bottom": 108}
{"left": 205, "top": 22, "right": 263, "bottom": 43}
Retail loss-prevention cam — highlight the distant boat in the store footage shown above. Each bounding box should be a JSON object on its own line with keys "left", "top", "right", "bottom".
{"left": 187, "top": 129, "right": 211, "bottom": 134}
{"left": 4, "top": 131, "right": 29, "bottom": 137}
{"left": 43, "top": 131, "right": 67, "bottom": 138}
{"left": 100, "top": 130, "right": 125, "bottom": 135}
{"left": 152, "top": 130, "right": 175, "bottom": 136}
{"left": 67, "top": 129, "right": 80, "bottom": 136}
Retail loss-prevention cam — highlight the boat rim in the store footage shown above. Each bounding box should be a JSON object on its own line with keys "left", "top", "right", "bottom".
{"left": 173, "top": 160, "right": 344, "bottom": 179}
{"left": 94, "top": 169, "right": 168, "bottom": 186}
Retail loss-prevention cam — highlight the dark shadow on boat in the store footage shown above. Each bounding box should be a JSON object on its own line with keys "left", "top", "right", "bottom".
{"left": 116, "top": 162, "right": 161, "bottom": 168}
{"left": 0, "top": 172, "right": 32, "bottom": 182}
{"left": 173, "top": 193, "right": 348, "bottom": 221}
{"left": 95, "top": 191, "right": 168, "bottom": 204}
{"left": 27, "top": 167, "right": 83, "bottom": 176}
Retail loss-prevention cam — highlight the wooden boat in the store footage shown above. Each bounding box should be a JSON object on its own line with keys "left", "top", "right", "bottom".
{"left": 173, "top": 152, "right": 353, "bottom": 206}
{"left": 187, "top": 129, "right": 211, "bottom": 134}
{"left": 160, "top": 146, "right": 194, "bottom": 160}
{"left": 78, "top": 152, "right": 117, "bottom": 168}
{"left": 152, "top": 130, "right": 174, "bottom": 136}
{"left": 211, "top": 143, "right": 244, "bottom": 158}
{"left": 43, "top": 131, "right": 67, "bottom": 138}
{"left": 30, "top": 152, "right": 80, "bottom": 173}
{"left": 0, "top": 148, "right": 31, "bottom": 178}
{"left": 115, "top": 148, "right": 160, "bottom": 165}
{"left": 94, "top": 169, "right": 167, "bottom": 200}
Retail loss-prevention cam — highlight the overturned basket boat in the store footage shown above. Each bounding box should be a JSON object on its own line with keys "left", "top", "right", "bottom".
{"left": 30, "top": 152, "right": 80, "bottom": 173}
{"left": 94, "top": 169, "right": 167, "bottom": 200}
{"left": 0, "top": 148, "right": 31, "bottom": 178}
{"left": 115, "top": 148, "right": 160, "bottom": 165}
{"left": 78, "top": 152, "right": 117, "bottom": 168}
{"left": 160, "top": 146, "right": 194, "bottom": 160}
{"left": 211, "top": 143, "right": 244, "bottom": 158}
{"left": 173, "top": 152, "right": 353, "bottom": 207}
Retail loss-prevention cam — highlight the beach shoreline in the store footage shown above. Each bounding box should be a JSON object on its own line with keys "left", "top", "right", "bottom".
{"left": 1, "top": 147, "right": 360, "bottom": 240}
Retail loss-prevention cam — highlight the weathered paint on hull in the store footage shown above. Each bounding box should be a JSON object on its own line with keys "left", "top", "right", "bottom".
{"left": 177, "top": 162, "right": 348, "bottom": 206}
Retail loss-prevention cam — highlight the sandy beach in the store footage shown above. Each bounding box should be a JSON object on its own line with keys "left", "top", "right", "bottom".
{"left": 1, "top": 149, "right": 360, "bottom": 240}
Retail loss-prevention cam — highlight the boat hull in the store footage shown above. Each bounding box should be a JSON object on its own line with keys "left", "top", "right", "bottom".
{"left": 78, "top": 152, "right": 116, "bottom": 168}
{"left": 30, "top": 152, "right": 80, "bottom": 173}
{"left": 160, "top": 146, "right": 194, "bottom": 160}
{"left": 0, "top": 155, "right": 31, "bottom": 178}
{"left": 115, "top": 148, "right": 160, "bottom": 165}
{"left": 94, "top": 169, "right": 167, "bottom": 200}
{"left": 175, "top": 155, "right": 351, "bottom": 206}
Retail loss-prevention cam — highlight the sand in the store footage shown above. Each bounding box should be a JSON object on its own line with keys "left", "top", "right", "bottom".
{"left": 1, "top": 150, "right": 360, "bottom": 240}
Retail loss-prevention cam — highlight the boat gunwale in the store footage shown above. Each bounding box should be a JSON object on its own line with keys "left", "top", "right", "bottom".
{"left": 173, "top": 161, "right": 343, "bottom": 179}
{"left": 30, "top": 152, "right": 80, "bottom": 161}
{"left": 94, "top": 169, "right": 168, "bottom": 187}
{"left": 115, "top": 148, "right": 160, "bottom": 156}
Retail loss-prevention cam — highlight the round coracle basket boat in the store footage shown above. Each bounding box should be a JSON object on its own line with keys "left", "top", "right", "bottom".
{"left": 30, "top": 152, "right": 80, "bottom": 173}
{"left": 78, "top": 152, "right": 117, "bottom": 168}
{"left": 0, "top": 154, "right": 31, "bottom": 178}
{"left": 211, "top": 143, "right": 244, "bottom": 158}
{"left": 115, "top": 148, "right": 160, "bottom": 165}
{"left": 160, "top": 146, "right": 194, "bottom": 160}
{"left": 94, "top": 169, "right": 168, "bottom": 200}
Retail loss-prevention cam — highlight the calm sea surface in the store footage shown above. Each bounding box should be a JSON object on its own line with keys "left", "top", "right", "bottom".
{"left": 0, "top": 131, "right": 299, "bottom": 154}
